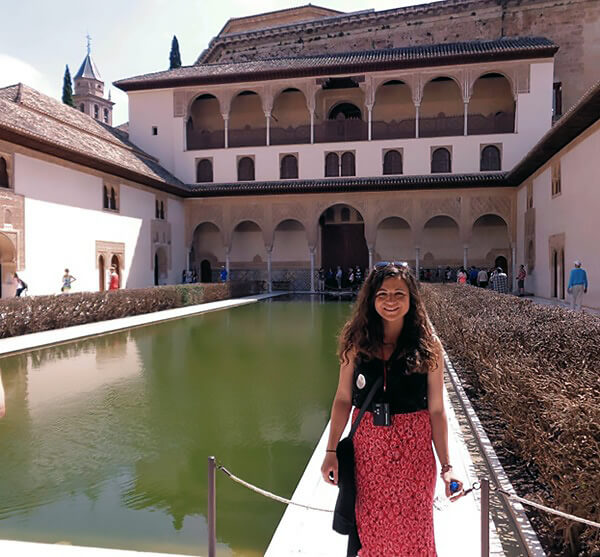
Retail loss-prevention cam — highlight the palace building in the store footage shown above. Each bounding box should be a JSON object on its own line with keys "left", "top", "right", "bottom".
{"left": 0, "top": 1, "right": 599, "bottom": 306}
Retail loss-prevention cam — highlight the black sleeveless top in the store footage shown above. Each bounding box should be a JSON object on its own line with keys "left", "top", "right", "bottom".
{"left": 352, "top": 354, "right": 428, "bottom": 414}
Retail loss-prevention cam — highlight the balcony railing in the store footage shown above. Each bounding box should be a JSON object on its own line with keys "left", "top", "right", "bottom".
{"left": 468, "top": 112, "right": 515, "bottom": 135}
{"left": 229, "top": 127, "right": 267, "bottom": 148}
{"left": 270, "top": 125, "right": 311, "bottom": 145}
{"left": 315, "top": 119, "right": 368, "bottom": 143}
{"left": 187, "top": 129, "right": 225, "bottom": 150}
{"left": 419, "top": 114, "right": 464, "bottom": 138}
{"left": 372, "top": 119, "right": 416, "bottom": 140}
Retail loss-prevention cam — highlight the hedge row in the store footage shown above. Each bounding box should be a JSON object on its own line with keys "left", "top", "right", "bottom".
{"left": 0, "top": 282, "right": 263, "bottom": 339}
{"left": 421, "top": 284, "right": 599, "bottom": 556}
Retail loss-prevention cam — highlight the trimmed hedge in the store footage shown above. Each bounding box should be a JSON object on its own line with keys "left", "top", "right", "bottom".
{"left": 421, "top": 284, "right": 600, "bottom": 556}
{"left": 0, "top": 282, "right": 263, "bottom": 339}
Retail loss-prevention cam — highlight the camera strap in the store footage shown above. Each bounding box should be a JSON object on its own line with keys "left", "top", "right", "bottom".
{"left": 349, "top": 376, "right": 383, "bottom": 440}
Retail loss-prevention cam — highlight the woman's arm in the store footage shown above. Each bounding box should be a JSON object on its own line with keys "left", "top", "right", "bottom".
{"left": 320, "top": 350, "right": 355, "bottom": 485}
{"left": 428, "top": 340, "right": 463, "bottom": 497}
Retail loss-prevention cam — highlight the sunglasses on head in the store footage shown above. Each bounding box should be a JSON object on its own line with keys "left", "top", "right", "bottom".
{"left": 373, "top": 261, "right": 409, "bottom": 271}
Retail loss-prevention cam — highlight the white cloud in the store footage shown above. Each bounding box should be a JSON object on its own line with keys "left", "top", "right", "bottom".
{"left": 0, "top": 54, "right": 57, "bottom": 97}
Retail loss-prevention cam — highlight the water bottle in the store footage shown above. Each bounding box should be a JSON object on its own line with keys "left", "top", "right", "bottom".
{"left": 433, "top": 481, "right": 461, "bottom": 511}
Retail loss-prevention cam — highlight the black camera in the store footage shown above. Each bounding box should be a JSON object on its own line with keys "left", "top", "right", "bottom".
{"left": 373, "top": 402, "right": 391, "bottom": 426}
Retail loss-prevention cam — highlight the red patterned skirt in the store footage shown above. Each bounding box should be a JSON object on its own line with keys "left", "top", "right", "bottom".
{"left": 352, "top": 408, "right": 437, "bottom": 557}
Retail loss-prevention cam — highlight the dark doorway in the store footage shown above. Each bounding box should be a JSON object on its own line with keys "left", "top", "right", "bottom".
{"left": 201, "top": 259, "right": 212, "bottom": 282}
{"left": 320, "top": 205, "right": 368, "bottom": 274}
{"left": 552, "top": 251, "right": 558, "bottom": 298}
{"left": 154, "top": 253, "right": 159, "bottom": 286}
{"left": 98, "top": 255, "right": 105, "bottom": 291}
{"left": 494, "top": 256, "right": 507, "bottom": 273}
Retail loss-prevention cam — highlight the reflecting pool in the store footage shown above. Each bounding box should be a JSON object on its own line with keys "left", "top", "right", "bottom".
{"left": 0, "top": 296, "right": 351, "bottom": 556}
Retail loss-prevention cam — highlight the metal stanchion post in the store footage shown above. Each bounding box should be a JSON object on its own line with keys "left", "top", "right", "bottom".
{"left": 481, "top": 478, "right": 490, "bottom": 557}
{"left": 208, "top": 456, "right": 216, "bottom": 557}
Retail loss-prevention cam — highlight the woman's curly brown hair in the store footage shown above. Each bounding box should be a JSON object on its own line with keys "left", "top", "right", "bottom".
{"left": 338, "top": 263, "right": 438, "bottom": 374}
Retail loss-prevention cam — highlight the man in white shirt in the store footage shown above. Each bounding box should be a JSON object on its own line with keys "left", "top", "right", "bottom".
{"left": 477, "top": 268, "right": 489, "bottom": 288}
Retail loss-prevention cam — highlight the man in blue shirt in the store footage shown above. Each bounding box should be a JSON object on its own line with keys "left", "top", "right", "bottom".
{"left": 220, "top": 265, "right": 228, "bottom": 283}
{"left": 567, "top": 260, "right": 588, "bottom": 311}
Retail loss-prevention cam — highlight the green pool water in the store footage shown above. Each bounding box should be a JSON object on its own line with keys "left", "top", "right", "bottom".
{"left": 0, "top": 296, "right": 351, "bottom": 556}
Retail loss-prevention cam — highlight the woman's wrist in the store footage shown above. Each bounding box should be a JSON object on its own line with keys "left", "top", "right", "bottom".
{"left": 440, "top": 463, "right": 452, "bottom": 476}
{"left": 326, "top": 449, "right": 336, "bottom": 453}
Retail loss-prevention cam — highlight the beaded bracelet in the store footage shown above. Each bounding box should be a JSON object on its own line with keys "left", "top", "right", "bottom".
{"left": 440, "top": 463, "right": 453, "bottom": 475}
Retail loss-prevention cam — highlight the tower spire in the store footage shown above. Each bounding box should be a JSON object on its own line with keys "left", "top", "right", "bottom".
{"left": 86, "top": 33, "right": 92, "bottom": 56}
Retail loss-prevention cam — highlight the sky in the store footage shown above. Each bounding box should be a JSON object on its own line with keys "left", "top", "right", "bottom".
{"left": 0, "top": 0, "right": 440, "bottom": 126}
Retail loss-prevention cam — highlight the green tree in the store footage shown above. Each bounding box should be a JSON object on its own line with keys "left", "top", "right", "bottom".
{"left": 169, "top": 35, "right": 182, "bottom": 70}
{"left": 62, "top": 65, "right": 75, "bottom": 107}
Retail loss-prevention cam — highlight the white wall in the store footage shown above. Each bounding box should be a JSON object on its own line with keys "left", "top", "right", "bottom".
{"left": 13, "top": 153, "right": 179, "bottom": 296}
{"left": 517, "top": 122, "right": 600, "bottom": 308}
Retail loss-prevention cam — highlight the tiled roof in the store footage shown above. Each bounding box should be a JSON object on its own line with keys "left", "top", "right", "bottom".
{"left": 507, "top": 79, "right": 600, "bottom": 186}
{"left": 115, "top": 37, "right": 558, "bottom": 92}
{"left": 0, "top": 84, "right": 187, "bottom": 194}
{"left": 187, "top": 173, "right": 509, "bottom": 197}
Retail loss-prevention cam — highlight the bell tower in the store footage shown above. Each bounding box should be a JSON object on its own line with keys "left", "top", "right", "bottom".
{"left": 73, "top": 35, "right": 114, "bottom": 125}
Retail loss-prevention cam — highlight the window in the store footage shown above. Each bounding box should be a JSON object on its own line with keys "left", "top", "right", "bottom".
{"left": 280, "top": 155, "right": 298, "bottom": 179}
{"left": 527, "top": 182, "right": 533, "bottom": 209}
{"left": 0, "top": 157, "right": 9, "bottom": 187}
{"left": 103, "top": 185, "right": 109, "bottom": 209}
{"left": 237, "top": 157, "right": 255, "bottom": 181}
{"left": 553, "top": 82, "right": 562, "bottom": 118}
{"left": 551, "top": 161, "right": 561, "bottom": 196}
{"left": 480, "top": 145, "right": 501, "bottom": 171}
{"left": 152, "top": 126, "right": 158, "bottom": 136}
{"left": 431, "top": 148, "right": 451, "bottom": 173}
{"left": 155, "top": 200, "right": 160, "bottom": 219}
{"left": 103, "top": 108, "right": 109, "bottom": 123}
{"left": 110, "top": 187, "right": 117, "bottom": 210}
{"left": 325, "top": 152, "right": 339, "bottom": 177}
{"left": 341, "top": 207, "right": 351, "bottom": 222}
{"left": 94, "top": 105, "right": 99, "bottom": 119}
{"left": 79, "top": 104, "right": 85, "bottom": 113}
{"left": 196, "top": 159, "right": 213, "bottom": 183}
{"left": 341, "top": 152, "right": 356, "bottom": 176}
{"left": 160, "top": 201, "right": 165, "bottom": 220}
{"left": 383, "top": 150, "right": 403, "bottom": 175}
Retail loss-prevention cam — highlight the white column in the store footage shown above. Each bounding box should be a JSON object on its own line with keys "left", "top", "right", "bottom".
{"left": 463, "top": 102, "right": 469, "bottom": 136}
{"left": 310, "top": 110, "right": 315, "bottom": 144}
{"left": 463, "top": 246, "right": 468, "bottom": 269}
{"left": 415, "top": 247, "right": 420, "bottom": 279}
{"left": 512, "top": 245, "right": 517, "bottom": 292}
{"left": 265, "top": 111, "right": 271, "bottom": 146}
{"left": 368, "top": 247, "right": 374, "bottom": 271}
{"left": 267, "top": 247, "right": 272, "bottom": 293}
{"left": 415, "top": 105, "right": 420, "bottom": 138}
{"left": 309, "top": 247, "right": 315, "bottom": 293}
{"left": 225, "top": 249, "right": 230, "bottom": 281}
{"left": 223, "top": 116, "right": 229, "bottom": 149}
{"left": 367, "top": 105, "right": 373, "bottom": 141}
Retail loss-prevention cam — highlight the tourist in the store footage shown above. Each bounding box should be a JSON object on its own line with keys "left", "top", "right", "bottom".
{"left": 457, "top": 267, "right": 468, "bottom": 285}
{"left": 469, "top": 266, "right": 479, "bottom": 286}
{"left": 517, "top": 265, "right": 527, "bottom": 296}
{"left": 443, "top": 266, "right": 451, "bottom": 284}
{"left": 61, "top": 268, "right": 76, "bottom": 293}
{"left": 326, "top": 268, "right": 334, "bottom": 289}
{"left": 108, "top": 266, "right": 119, "bottom": 290}
{"left": 181, "top": 269, "right": 187, "bottom": 284}
{"left": 336, "top": 266, "right": 343, "bottom": 289}
{"left": 491, "top": 267, "right": 509, "bottom": 294}
{"left": 321, "top": 262, "right": 463, "bottom": 555}
{"left": 355, "top": 266, "right": 363, "bottom": 286}
{"left": 318, "top": 267, "right": 325, "bottom": 291}
{"left": 13, "top": 273, "right": 27, "bottom": 297}
{"left": 348, "top": 267, "right": 355, "bottom": 289}
{"left": 567, "top": 260, "right": 588, "bottom": 311}
{"left": 220, "top": 265, "right": 228, "bottom": 283}
{"left": 477, "top": 267, "right": 489, "bottom": 288}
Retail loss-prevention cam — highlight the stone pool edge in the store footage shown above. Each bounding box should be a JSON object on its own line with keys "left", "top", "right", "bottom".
{"left": 0, "top": 292, "right": 287, "bottom": 358}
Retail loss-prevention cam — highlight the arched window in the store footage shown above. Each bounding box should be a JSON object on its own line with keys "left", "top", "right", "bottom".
{"left": 160, "top": 201, "right": 165, "bottom": 220}
{"left": 79, "top": 104, "right": 85, "bottom": 113}
{"left": 155, "top": 200, "right": 160, "bottom": 219}
{"left": 341, "top": 152, "right": 355, "bottom": 176}
{"left": 431, "top": 148, "right": 451, "bottom": 173}
{"left": 103, "top": 108, "right": 109, "bottom": 123}
{"left": 383, "top": 150, "right": 403, "bottom": 175}
{"left": 196, "top": 159, "right": 213, "bottom": 183}
{"left": 94, "top": 105, "right": 99, "bottom": 119}
{"left": 341, "top": 207, "right": 351, "bottom": 222}
{"left": 103, "top": 185, "right": 109, "bottom": 209}
{"left": 110, "top": 187, "right": 117, "bottom": 210}
{"left": 328, "top": 103, "right": 362, "bottom": 120}
{"left": 237, "top": 157, "right": 255, "bottom": 181}
{"left": 325, "top": 152, "right": 339, "bottom": 177}
{"left": 280, "top": 155, "right": 298, "bottom": 179}
{"left": 0, "top": 157, "right": 9, "bottom": 187}
{"left": 480, "top": 145, "right": 501, "bottom": 171}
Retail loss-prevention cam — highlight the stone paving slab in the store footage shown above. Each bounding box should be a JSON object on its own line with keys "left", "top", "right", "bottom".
{"left": 266, "top": 381, "right": 505, "bottom": 556}
{"left": 0, "top": 540, "right": 193, "bottom": 557}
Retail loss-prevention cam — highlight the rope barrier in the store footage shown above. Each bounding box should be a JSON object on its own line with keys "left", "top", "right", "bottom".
{"left": 217, "top": 461, "right": 600, "bottom": 530}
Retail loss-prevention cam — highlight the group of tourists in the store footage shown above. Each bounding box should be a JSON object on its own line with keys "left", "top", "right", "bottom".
{"left": 317, "top": 265, "right": 365, "bottom": 291}
{"left": 454, "top": 265, "right": 513, "bottom": 294}
{"left": 181, "top": 269, "right": 199, "bottom": 284}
